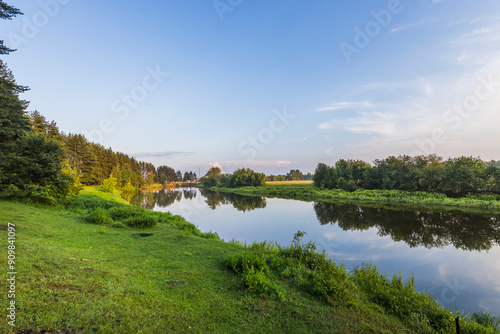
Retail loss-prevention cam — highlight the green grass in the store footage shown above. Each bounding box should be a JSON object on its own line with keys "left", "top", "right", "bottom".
{"left": 0, "top": 192, "right": 498, "bottom": 333}
{"left": 80, "top": 186, "right": 129, "bottom": 205}
{"left": 214, "top": 184, "right": 500, "bottom": 212}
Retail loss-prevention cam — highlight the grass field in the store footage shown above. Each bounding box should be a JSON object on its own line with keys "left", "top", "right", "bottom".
{"left": 0, "top": 189, "right": 498, "bottom": 333}
{"left": 80, "top": 186, "right": 129, "bottom": 204}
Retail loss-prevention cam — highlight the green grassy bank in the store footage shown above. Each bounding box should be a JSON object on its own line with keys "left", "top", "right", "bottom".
{"left": 213, "top": 184, "right": 500, "bottom": 212}
{"left": 0, "top": 190, "right": 499, "bottom": 333}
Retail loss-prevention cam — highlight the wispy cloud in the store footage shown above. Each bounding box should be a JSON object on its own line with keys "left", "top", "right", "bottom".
{"left": 315, "top": 101, "right": 372, "bottom": 112}
{"left": 318, "top": 16, "right": 500, "bottom": 162}
{"left": 390, "top": 19, "right": 426, "bottom": 33}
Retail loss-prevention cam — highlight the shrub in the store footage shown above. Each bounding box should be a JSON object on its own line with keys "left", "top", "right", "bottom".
{"left": 225, "top": 232, "right": 354, "bottom": 304}
{"left": 108, "top": 206, "right": 144, "bottom": 220}
{"left": 201, "top": 230, "right": 220, "bottom": 240}
{"left": 353, "top": 263, "right": 455, "bottom": 333}
{"left": 123, "top": 215, "right": 157, "bottom": 229}
{"left": 99, "top": 174, "right": 117, "bottom": 193}
{"left": 470, "top": 311, "right": 500, "bottom": 329}
{"left": 86, "top": 208, "right": 113, "bottom": 225}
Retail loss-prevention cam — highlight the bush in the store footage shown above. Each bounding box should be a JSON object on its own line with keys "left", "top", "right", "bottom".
{"left": 86, "top": 208, "right": 113, "bottom": 225}
{"left": 201, "top": 230, "right": 220, "bottom": 240}
{"left": 225, "top": 232, "right": 354, "bottom": 304}
{"left": 353, "top": 263, "right": 455, "bottom": 333}
{"left": 123, "top": 215, "right": 157, "bottom": 229}
{"left": 111, "top": 222, "right": 127, "bottom": 228}
{"left": 6, "top": 184, "right": 57, "bottom": 205}
{"left": 99, "top": 174, "right": 117, "bottom": 193}
{"left": 225, "top": 245, "right": 282, "bottom": 297}
{"left": 108, "top": 205, "right": 144, "bottom": 220}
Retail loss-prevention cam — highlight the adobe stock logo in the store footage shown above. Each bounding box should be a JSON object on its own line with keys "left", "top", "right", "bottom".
{"left": 412, "top": 73, "right": 499, "bottom": 155}
{"left": 85, "top": 65, "right": 169, "bottom": 143}
{"left": 213, "top": 0, "right": 243, "bottom": 21}
{"left": 339, "top": 0, "right": 404, "bottom": 63}
{"left": 7, "top": 0, "right": 71, "bottom": 49}
{"left": 237, "top": 107, "right": 295, "bottom": 160}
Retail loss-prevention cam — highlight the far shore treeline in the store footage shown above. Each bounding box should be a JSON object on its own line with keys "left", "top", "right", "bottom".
{"left": 313, "top": 156, "right": 500, "bottom": 198}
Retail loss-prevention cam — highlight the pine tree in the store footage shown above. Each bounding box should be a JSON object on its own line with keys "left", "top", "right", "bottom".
{"left": 0, "top": 60, "right": 30, "bottom": 153}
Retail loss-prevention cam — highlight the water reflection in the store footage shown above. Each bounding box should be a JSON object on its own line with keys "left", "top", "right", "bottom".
{"left": 131, "top": 188, "right": 266, "bottom": 212}
{"left": 313, "top": 201, "right": 500, "bottom": 251}
{"left": 201, "top": 190, "right": 266, "bottom": 212}
{"left": 134, "top": 188, "right": 500, "bottom": 315}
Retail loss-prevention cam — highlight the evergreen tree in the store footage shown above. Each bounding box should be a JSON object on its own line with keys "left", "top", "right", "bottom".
{"left": 0, "top": 60, "right": 30, "bottom": 152}
{"left": 0, "top": 133, "right": 76, "bottom": 204}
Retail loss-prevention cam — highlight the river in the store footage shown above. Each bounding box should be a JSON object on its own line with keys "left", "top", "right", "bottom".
{"left": 131, "top": 187, "right": 500, "bottom": 316}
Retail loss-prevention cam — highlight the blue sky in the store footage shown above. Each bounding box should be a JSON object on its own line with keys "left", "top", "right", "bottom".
{"left": 2, "top": 0, "right": 500, "bottom": 175}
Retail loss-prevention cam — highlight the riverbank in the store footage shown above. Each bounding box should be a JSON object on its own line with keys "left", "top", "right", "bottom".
{"left": 0, "top": 191, "right": 498, "bottom": 333}
{"left": 213, "top": 183, "right": 500, "bottom": 212}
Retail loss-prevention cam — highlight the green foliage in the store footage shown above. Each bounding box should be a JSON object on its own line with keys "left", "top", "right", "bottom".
{"left": 201, "top": 166, "right": 222, "bottom": 188}
{"left": 353, "top": 263, "right": 455, "bottom": 333}
{"left": 223, "top": 168, "right": 266, "bottom": 188}
{"left": 111, "top": 222, "right": 127, "bottom": 228}
{"left": 313, "top": 155, "right": 500, "bottom": 199}
{"left": 123, "top": 215, "right": 157, "bottom": 229}
{"left": 286, "top": 169, "right": 304, "bottom": 181}
{"left": 226, "top": 232, "right": 354, "bottom": 304}
{"left": 107, "top": 205, "right": 143, "bottom": 220}
{"left": 0, "top": 60, "right": 30, "bottom": 153}
{"left": 68, "top": 193, "right": 157, "bottom": 229}
{"left": 67, "top": 194, "right": 122, "bottom": 211}
{"left": 1, "top": 133, "right": 76, "bottom": 204}
{"left": 470, "top": 311, "right": 500, "bottom": 329}
{"left": 100, "top": 173, "right": 117, "bottom": 193}
{"left": 201, "top": 230, "right": 221, "bottom": 240}
{"left": 86, "top": 208, "right": 113, "bottom": 225}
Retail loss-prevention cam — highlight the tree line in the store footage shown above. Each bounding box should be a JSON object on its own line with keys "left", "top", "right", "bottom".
{"left": 201, "top": 167, "right": 266, "bottom": 188}
{"left": 267, "top": 169, "right": 313, "bottom": 182}
{"left": 313, "top": 155, "right": 500, "bottom": 198}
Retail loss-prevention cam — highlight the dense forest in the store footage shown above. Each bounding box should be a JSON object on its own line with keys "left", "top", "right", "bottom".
{"left": 29, "top": 111, "right": 197, "bottom": 188}
{"left": 313, "top": 155, "right": 500, "bottom": 198}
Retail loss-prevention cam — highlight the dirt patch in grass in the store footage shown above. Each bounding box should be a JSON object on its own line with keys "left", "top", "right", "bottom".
{"left": 132, "top": 233, "right": 153, "bottom": 238}
{"left": 166, "top": 281, "right": 185, "bottom": 287}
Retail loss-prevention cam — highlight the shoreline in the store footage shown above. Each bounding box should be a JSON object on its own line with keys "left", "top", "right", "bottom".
{"left": 212, "top": 183, "right": 500, "bottom": 213}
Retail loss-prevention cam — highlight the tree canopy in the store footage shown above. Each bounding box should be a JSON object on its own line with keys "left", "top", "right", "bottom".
{"left": 313, "top": 155, "right": 500, "bottom": 198}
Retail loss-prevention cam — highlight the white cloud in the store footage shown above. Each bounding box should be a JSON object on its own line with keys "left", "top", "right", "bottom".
{"left": 315, "top": 101, "right": 371, "bottom": 112}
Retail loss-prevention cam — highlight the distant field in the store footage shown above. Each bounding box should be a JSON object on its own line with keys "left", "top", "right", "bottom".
{"left": 266, "top": 180, "right": 313, "bottom": 185}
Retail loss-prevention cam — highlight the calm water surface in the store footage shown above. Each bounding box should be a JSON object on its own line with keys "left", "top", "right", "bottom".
{"left": 132, "top": 188, "right": 500, "bottom": 315}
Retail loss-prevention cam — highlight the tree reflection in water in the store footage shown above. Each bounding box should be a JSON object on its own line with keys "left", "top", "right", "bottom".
{"left": 131, "top": 188, "right": 266, "bottom": 212}
{"left": 201, "top": 189, "right": 266, "bottom": 212}
{"left": 313, "top": 201, "right": 500, "bottom": 251}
